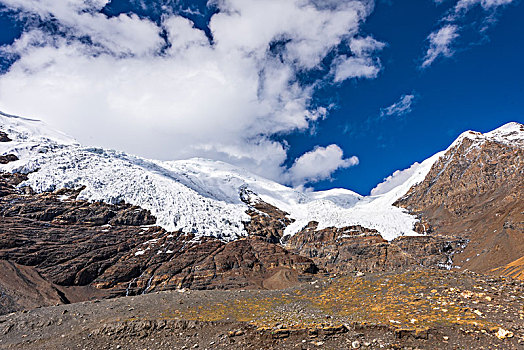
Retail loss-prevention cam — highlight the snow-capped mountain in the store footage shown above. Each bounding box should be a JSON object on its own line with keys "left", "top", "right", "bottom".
{"left": 1, "top": 112, "right": 523, "bottom": 315}
{"left": 1, "top": 110, "right": 522, "bottom": 242}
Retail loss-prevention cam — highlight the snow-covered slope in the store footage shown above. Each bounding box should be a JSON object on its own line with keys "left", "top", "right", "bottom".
{"left": 1, "top": 111, "right": 521, "bottom": 242}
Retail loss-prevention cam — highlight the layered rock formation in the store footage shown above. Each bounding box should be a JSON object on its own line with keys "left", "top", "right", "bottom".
{"left": 245, "top": 197, "right": 465, "bottom": 274}
{"left": 396, "top": 126, "right": 524, "bottom": 278}
{"left": 285, "top": 221, "right": 467, "bottom": 273}
{"left": 0, "top": 171, "right": 317, "bottom": 314}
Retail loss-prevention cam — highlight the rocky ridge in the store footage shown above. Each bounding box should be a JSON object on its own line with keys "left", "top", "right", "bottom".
{"left": 0, "top": 122, "right": 523, "bottom": 313}
{"left": 396, "top": 123, "right": 524, "bottom": 279}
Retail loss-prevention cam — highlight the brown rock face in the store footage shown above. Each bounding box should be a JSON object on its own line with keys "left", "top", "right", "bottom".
{"left": 0, "top": 260, "right": 68, "bottom": 314}
{"left": 286, "top": 221, "right": 467, "bottom": 273}
{"left": 395, "top": 136, "right": 524, "bottom": 278}
{"left": 243, "top": 199, "right": 293, "bottom": 243}
{"left": 0, "top": 172, "right": 317, "bottom": 314}
{"left": 0, "top": 154, "right": 18, "bottom": 164}
{"left": 0, "top": 172, "right": 27, "bottom": 196}
{"left": 0, "top": 131, "right": 11, "bottom": 142}
{"left": 241, "top": 186, "right": 468, "bottom": 275}
{"left": 0, "top": 199, "right": 163, "bottom": 288}
{"left": 1, "top": 189, "right": 156, "bottom": 227}
{"left": 113, "top": 235, "right": 317, "bottom": 296}
{"left": 1, "top": 122, "right": 521, "bottom": 321}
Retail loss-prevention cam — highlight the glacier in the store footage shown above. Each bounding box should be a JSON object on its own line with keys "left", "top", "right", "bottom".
{"left": 1, "top": 111, "right": 521, "bottom": 242}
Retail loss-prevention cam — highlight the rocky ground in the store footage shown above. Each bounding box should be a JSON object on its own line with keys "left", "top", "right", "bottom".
{"left": 0, "top": 270, "right": 522, "bottom": 349}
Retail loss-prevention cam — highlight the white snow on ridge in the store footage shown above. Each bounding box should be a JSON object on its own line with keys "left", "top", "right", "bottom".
{"left": 11, "top": 148, "right": 251, "bottom": 240}
{"left": 1, "top": 112, "right": 521, "bottom": 242}
{"left": 449, "top": 122, "right": 524, "bottom": 150}
{"left": 484, "top": 122, "right": 524, "bottom": 145}
{"left": 280, "top": 150, "right": 445, "bottom": 240}
{"left": 0, "top": 111, "right": 76, "bottom": 146}
{"left": 371, "top": 121, "right": 524, "bottom": 199}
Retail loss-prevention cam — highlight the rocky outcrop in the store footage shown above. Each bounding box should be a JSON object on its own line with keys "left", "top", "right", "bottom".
{"left": 0, "top": 260, "right": 69, "bottom": 315}
{"left": 1, "top": 121, "right": 522, "bottom": 321}
{"left": 286, "top": 221, "right": 467, "bottom": 273}
{"left": 105, "top": 235, "right": 317, "bottom": 296}
{"left": 396, "top": 133, "right": 524, "bottom": 278}
{"left": 0, "top": 172, "right": 27, "bottom": 196}
{"left": 0, "top": 154, "right": 17, "bottom": 164}
{"left": 243, "top": 199, "right": 293, "bottom": 243}
{"left": 241, "top": 189, "right": 468, "bottom": 275}
{"left": 0, "top": 131, "right": 11, "bottom": 142}
{"left": 0, "top": 212, "right": 165, "bottom": 288}
{"left": 0, "top": 171, "right": 318, "bottom": 313}
{"left": 0, "top": 131, "right": 16, "bottom": 166}
{"left": 1, "top": 186, "right": 156, "bottom": 227}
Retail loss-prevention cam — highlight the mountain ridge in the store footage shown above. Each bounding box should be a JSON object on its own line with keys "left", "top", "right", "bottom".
{"left": 0, "top": 113, "right": 523, "bottom": 350}
{"left": 3, "top": 111, "right": 520, "bottom": 244}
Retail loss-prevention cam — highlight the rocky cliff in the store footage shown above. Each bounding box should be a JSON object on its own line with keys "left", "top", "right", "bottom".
{"left": 395, "top": 124, "right": 524, "bottom": 278}
{"left": 0, "top": 170, "right": 316, "bottom": 313}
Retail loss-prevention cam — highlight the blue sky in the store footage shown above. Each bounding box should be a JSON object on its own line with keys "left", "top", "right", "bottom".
{"left": 0, "top": 0, "right": 522, "bottom": 194}
{"left": 299, "top": 0, "right": 524, "bottom": 192}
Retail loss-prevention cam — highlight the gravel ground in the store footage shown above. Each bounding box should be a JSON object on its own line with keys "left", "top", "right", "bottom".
{"left": 1, "top": 270, "right": 522, "bottom": 350}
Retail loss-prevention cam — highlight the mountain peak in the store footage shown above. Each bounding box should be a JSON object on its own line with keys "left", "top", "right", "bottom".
{"left": 450, "top": 121, "right": 524, "bottom": 150}
{"left": 484, "top": 121, "right": 524, "bottom": 144}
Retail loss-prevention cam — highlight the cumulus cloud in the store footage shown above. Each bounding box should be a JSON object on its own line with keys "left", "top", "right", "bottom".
{"left": 380, "top": 94, "right": 416, "bottom": 117}
{"left": 370, "top": 162, "right": 420, "bottom": 196}
{"left": 421, "top": 25, "right": 459, "bottom": 68}
{"left": 332, "top": 36, "right": 385, "bottom": 82}
{"left": 288, "top": 145, "right": 359, "bottom": 186}
{"left": 0, "top": 0, "right": 383, "bottom": 185}
{"left": 421, "top": 0, "right": 515, "bottom": 67}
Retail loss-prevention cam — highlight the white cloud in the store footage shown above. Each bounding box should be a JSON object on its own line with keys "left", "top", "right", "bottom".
{"left": 422, "top": 0, "right": 515, "bottom": 67}
{"left": 421, "top": 24, "right": 459, "bottom": 68}
{"left": 370, "top": 162, "right": 420, "bottom": 196}
{"left": 332, "top": 35, "right": 385, "bottom": 82}
{"left": 380, "top": 94, "right": 416, "bottom": 117}
{"left": 0, "top": 0, "right": 382, "bottom": 185}
{"left": 332, "top": 56, "right": 382, "bottom": 82}
{"left": 349, "top": 36, "right": 386, "bottom": 56}
{"left": 0, "top": 0, "right": 163, "bottom": 56}
{"left": 288, "top": 145, "right": 359, "bottom": 186}
{"left": 455, "top": 0, "right": 514, "bottom": 12}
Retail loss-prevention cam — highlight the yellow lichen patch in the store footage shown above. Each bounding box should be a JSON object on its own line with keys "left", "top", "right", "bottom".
{"left": 161, "top": 271, "right": 502, "bottom": 333}
{"left": 491, "top": 255, "right": 524, "bottom": 280}
{"left": 162, "top": 294, "right": 295, "bottom": 327}
{"left": 307, "top": 272, "right": 494, "bottom": 330}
